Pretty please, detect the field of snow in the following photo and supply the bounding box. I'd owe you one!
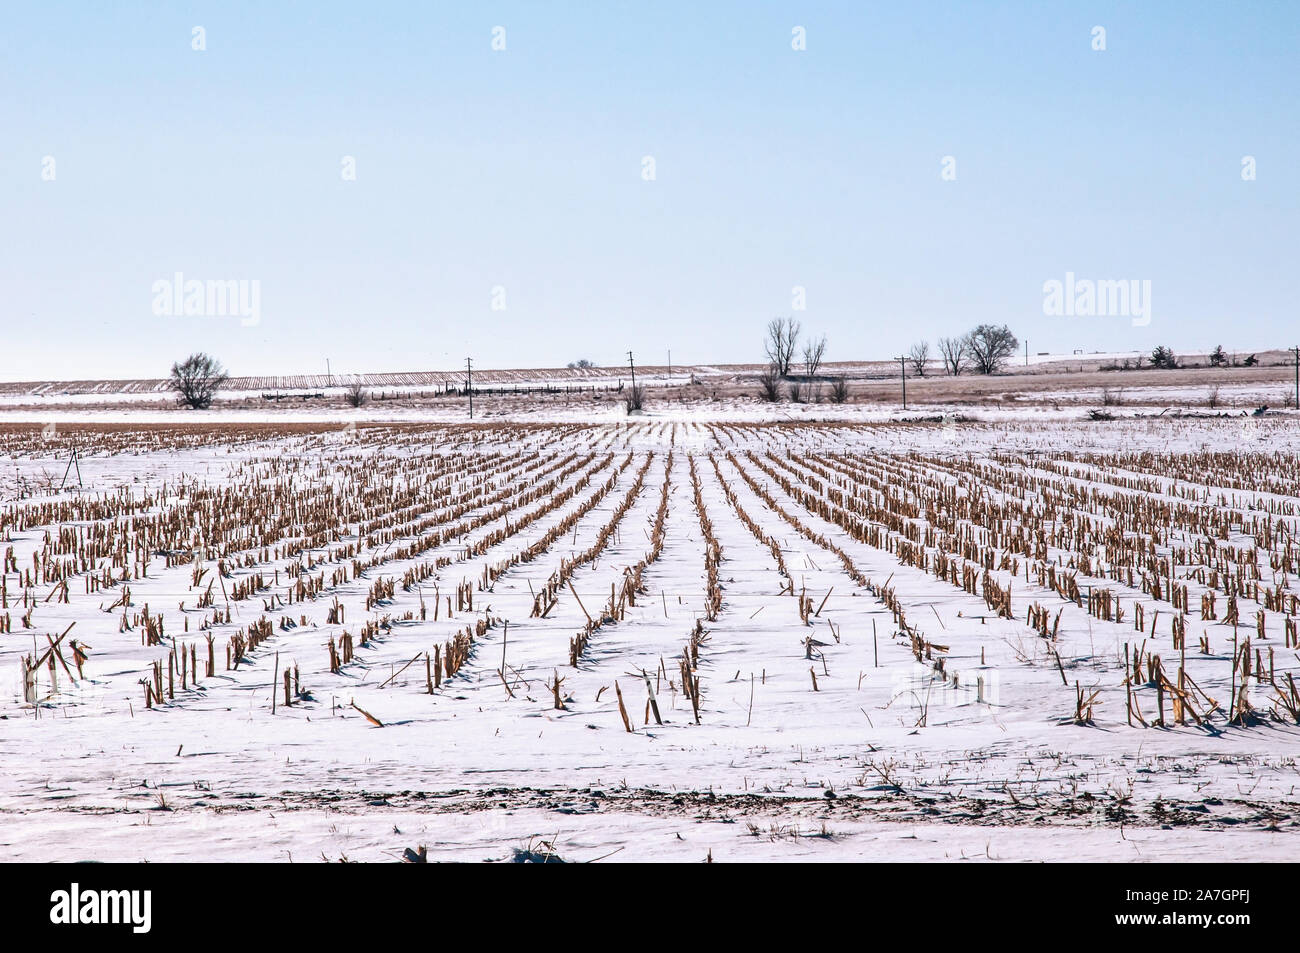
[2,417,1298,862]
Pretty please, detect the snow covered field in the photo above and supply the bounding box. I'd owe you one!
[2,416,1298,862]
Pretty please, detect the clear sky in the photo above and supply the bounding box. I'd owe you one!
[2,1,1297,380]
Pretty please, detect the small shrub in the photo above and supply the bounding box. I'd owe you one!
[626,383,646,412]
[344,381,369,408]
[758,366,782,402]
[828,377,849,403]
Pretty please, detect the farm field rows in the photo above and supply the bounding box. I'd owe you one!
[2,419,1298,861]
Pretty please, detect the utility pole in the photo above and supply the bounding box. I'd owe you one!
[627,351,637,392]
[896,355,907,411]
[326,359,332,387]
[1293,345,1299,412]
[466,357,473,419]
[667,349,672,382]
[1025,340,1029,366]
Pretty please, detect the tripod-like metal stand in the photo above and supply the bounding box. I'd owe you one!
[59,442,83,491]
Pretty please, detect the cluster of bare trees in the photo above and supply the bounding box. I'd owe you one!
[764,317,827,379]
[919,324,1018,377]
[760,317,844,402]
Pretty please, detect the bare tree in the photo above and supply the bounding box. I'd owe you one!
[908,341,930,377]
[764,317,801,377]
[170,353,228,410]
[757,364,782,402]
[966,324,1019,375]
[567,359,596,369]
[802,333,827,378]
[344,380,369,408]
[937,336,967,376]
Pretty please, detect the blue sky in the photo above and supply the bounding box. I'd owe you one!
[2,1,1297,379]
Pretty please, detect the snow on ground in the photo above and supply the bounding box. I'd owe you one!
[3,400,1298,438]
[1,415,1298,861]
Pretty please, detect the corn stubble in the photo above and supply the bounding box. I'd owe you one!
[7,421,1300,747]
